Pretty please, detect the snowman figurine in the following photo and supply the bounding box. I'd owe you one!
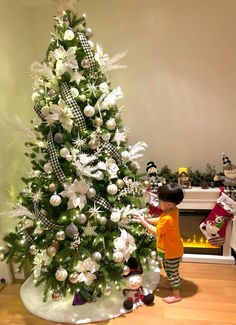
[122,257,154,310]
[214,153,236,200]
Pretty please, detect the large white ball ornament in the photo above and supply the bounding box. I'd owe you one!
[121,151,131,162]
[60,148,70,158]
[107,184,118,195]
[87,188,96,198]
[101,132,111,141]
[44,162,53,174]
[55,268,68,281]
[70,87,79,98]
[95,171,104,180]
[83,105,95,117]
[113,251,123,263]
[92,251,102,262]
[106,118,116,130]
[50,194,61,207]
[64,29,74,40]
[110,211,121,223]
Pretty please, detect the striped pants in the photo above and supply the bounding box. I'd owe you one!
[163,257,181,289]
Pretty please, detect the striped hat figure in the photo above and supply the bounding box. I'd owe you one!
[222,153,232,170]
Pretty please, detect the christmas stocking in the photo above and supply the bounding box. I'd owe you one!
[200,192,236,246]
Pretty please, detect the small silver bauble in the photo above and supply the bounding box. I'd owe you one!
[102,285,112,296]
[49,183,57,192]
[55,268,68,281]
[94,117,103,126]
[56,230,65,241]
[105,118,116,130]
[69,272,80,284]
[76,213,87,224]
[88,140,97,150]
[129,161,139,172]
[60,148,70,158]
[92,251,102,262]
[81,58,91,69]
[112,251,123,263]
[50,194,61,207]
[116,179,125,188]
[29,245,37,255]
[83,105,95,117]
[122,265,130,276]
[46,246,57,257]
[101,132,111,141]
[85,27,93,38]
[54,133,64,144]
[95,171,104,180]
[87,188,96,198]
[65,223,79,238]
[107,184,118,195]
[44,162,53,174]
[99,216,107,225]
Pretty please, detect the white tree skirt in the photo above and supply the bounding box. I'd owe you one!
[20,263,160,324]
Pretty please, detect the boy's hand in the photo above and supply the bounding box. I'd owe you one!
[133,214,147,225]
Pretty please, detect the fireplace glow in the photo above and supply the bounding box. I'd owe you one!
[182,235,218,249]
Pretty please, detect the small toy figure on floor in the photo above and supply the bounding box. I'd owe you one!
[214,153,236,200]
[145,161,165,216]
[122,257,154,310]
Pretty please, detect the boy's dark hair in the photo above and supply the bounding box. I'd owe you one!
[158,183,184,205]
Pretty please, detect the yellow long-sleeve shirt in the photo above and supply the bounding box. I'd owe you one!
[156,208,183,259]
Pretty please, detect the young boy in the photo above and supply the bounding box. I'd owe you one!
[135,182,184,304]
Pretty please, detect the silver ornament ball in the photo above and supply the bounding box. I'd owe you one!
[85,27,93,38]
[65,223,79,238]
[76,213,87,224]
[56,230,65,241]
[122,266,130,276]
[69,272,79,284]
[54,133,64,144]
[87,188,96,198]
[92,251,102,262]
[29,245,37,255]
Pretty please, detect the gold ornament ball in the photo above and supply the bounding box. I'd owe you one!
[94,117,103,126]
[116,179,124,188]
[144,180,150,188]
[55,268,68,281]
[69,272,79,284]
[46,246,57,257]
[52,292,62,302]
[88,140,97,150]
[49,183,57,192]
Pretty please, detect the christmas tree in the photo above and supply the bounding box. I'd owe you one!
[1,4,157,312]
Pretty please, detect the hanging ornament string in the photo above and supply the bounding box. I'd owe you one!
[61,82,86,132]
[47,131,67,185]
[92,195,112,211]
[78,32,96,75]
[34,203,61,230]
[100,140,125,167]
[34,103,45,120]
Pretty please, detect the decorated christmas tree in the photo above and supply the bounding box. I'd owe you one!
[1,3,158,319]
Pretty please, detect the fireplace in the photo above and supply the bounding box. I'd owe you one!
[178,187,235,264]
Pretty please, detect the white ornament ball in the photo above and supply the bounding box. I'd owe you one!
[99,82,109,93]
[85,27,93,38]
[107,184,118,195]
[60,148,70,158]
[83,105,95,117]
[70,87,79,98]
[87,188,96,198]
[29,245,37,255]
[116,179,125,188]
[94,117,103,126]
[76,213,87,224]
[106,118,116,130]
[122,265,130,276]
[95,171,104,180]
[69,272,79,283]
[121,151,131,162]
[55,268,68,281]
[64,29,75,40]
[92,251,102,262]
[50,194,61,207]
[101,132,111,141]
[102,285,112,296]
[56,230,65,241]
[46,246,57,257]
[44,162,53,174]
[113,251,123,263]
[99,216,107,225]
[110,211,121,223]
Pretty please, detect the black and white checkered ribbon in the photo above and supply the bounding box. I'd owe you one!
[78,32,96,75]
[61,82,86,131]
[100,140,124,166]
[34,204,60,230]
[23,230,34,244]
[92,195,112,211]
[47,131,67,185]
[34,103,45,120]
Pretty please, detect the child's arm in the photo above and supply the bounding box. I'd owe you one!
[134,214,157,236]
[146,217,160,225]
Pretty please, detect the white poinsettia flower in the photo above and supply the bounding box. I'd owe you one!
[60,179,90,210]
[113,229,137,261]
[106,158,119,179]
[75,257,100,286]
[103,87,123,108]
[33,250,52,278]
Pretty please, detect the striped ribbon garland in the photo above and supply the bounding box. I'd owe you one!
[78,32,96,75]
[34,103,45,120]
[92,195,112,211]
[34,204,60,230]
[100,140,124,166]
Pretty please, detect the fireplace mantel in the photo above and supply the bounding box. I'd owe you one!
[178,187,235,264]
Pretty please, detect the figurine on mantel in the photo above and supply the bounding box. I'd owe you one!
[178,168,191,189]
[213,153,236,200]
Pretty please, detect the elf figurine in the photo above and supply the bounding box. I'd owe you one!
[145,161,165,216]
[214,153,236,200]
